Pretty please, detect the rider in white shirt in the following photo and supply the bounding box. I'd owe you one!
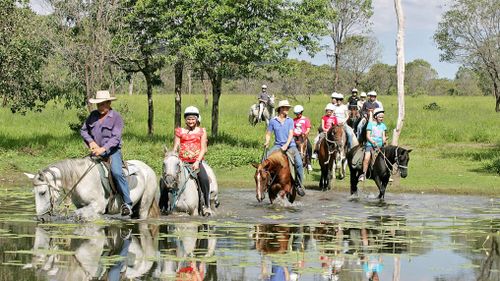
[331,92,357,149]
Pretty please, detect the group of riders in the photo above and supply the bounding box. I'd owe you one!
[80,85,386,218]
[256,85,387,196]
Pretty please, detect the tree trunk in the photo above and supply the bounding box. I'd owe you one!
[174,61,184,128]
[334,50,340,91]
[187,66,192,95]
[494,80,499,112]
[392,0,405,146]
[392,256,401,281]
[127,74,133,96]
[2,94,7,107]
[209,72,222,138]
[202,71,210,107]
[144,72,154,136]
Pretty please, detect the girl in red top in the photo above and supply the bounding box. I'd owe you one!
[173,106,212,216]
[312,103,338,158]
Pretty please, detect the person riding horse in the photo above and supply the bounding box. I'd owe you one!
[356,91,380,140]
[347,88,360,106]
[80,90,133,217]
[293,105,313,172]
[312,103,338,159]
[172,106,213,216]
[257,84,272,122]
[357,92,367,111]
[264,100,306,197]
[358,108,387,182]
[331,92,357,149]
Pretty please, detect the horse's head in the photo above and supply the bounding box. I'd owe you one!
[252,162,271,202]
[162,152,181,189]
[395,147,412,178]
[24,169,61,221]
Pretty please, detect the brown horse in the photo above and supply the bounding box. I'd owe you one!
[253,150,297,203]
[318,125,345,190]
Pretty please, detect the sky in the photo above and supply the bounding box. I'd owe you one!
[30,0,459,79]
[290,0,460,79]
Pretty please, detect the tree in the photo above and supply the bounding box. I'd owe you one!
[434,0,500,111]
[49,0,122,110]
[361,63,396,95]
[186,0,328,138]
[112,0,168,136]
[405,59,438,96]
[0,1,51,113]
[391,0,405,146]
[326,0,373,90]
[339,35,381,87]
[454,66,482,96]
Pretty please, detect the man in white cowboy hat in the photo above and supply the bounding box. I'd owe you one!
[264,100,306,196]
[80,90,133,217]
[257,84,272,122]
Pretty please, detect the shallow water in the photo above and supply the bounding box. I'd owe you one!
[1,186,500,281]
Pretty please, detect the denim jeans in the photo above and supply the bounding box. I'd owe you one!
[107,237,131,281]
[268,145,304,186]
[102,148,132,206]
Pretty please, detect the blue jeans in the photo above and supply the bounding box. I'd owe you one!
[268,145,304,186]
[107,237,131,281]
[344,124,354,149]
[102,148,132,206]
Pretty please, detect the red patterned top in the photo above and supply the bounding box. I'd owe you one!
[176,127,206,163]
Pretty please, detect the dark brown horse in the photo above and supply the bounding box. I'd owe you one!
[347,145,412,199]
[318,125,345,190]
[253,150,296,203]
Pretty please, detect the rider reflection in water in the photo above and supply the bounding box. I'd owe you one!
[264,100,305,197]
[172,106,212,216]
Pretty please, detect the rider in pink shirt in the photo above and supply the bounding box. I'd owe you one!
[293,105,313,171]
[313,103,338,158]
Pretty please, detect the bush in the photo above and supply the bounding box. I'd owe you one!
[483,157,500,175]
[68,109,89,134]
[423,102,441,111]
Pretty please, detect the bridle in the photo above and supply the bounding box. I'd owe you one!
[324,126,343,164]
[376,146,407,175]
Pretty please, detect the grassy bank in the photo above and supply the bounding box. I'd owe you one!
[0,94,498,195]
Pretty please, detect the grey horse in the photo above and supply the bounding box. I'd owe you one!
[248,95,275,126]
[24,157,160,221]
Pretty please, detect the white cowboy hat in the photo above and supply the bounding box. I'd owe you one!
[88,90,117,104]
[276,100,291,109]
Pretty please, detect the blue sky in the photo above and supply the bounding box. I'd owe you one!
[290,0,460,79]
[30,0,459,79]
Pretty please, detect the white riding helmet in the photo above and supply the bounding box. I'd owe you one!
[367,91,377,97]
[331,92,341,99]
[373,108,385,117]
[261,84,268,89]
[325,103,336,111]
[184,106,200,120]
[360,92,367,97]
[351,88,358,93]
[293,105,304,114]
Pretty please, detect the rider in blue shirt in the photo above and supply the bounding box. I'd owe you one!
[359,108,387,182]
[264,100,305,196]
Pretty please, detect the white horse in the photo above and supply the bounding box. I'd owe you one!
[24,157,160,221]
[153,223,217,279]
[160,152,219,216]
[249,95,275,126]
[24,224,157,280]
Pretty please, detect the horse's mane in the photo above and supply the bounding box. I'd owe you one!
[49,158,94,190]
[264,150,287,169]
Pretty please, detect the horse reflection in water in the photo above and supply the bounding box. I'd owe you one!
[254,224,310,281]
[313,216,409,281]
[25,224,156,280]
[153,223,217,280]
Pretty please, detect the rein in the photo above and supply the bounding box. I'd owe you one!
[162,155,197,212]
[374,146,405,175]
[323,128,342,165]
[40,158,98,216]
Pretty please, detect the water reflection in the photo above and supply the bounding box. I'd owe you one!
[2,190,500,280]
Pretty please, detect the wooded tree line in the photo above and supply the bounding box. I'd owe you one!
[1,0,498,137]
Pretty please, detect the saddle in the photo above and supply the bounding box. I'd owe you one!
[351,146,379,170]
[95,158,139,212]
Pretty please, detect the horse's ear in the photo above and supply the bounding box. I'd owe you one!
[163,145,168,154]
[24,173,35,180]
[407,149,412,153]
[251,163,259,168]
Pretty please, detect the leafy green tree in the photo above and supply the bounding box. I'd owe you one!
[454,67,482,96]
[405,59,438,96]
[0,1,51,113]
[434,0,500,111]
[361,63,396,95]
[326,0,373,90]
[339,35,381,87]
[185,0,328,137]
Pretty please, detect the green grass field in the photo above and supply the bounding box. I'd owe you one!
[1,93,498,195]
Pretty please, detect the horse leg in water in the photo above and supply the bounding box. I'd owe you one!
[349,168,359,196]
[373,176,389,200]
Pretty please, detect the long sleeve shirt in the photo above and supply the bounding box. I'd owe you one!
[80,109,123,151]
